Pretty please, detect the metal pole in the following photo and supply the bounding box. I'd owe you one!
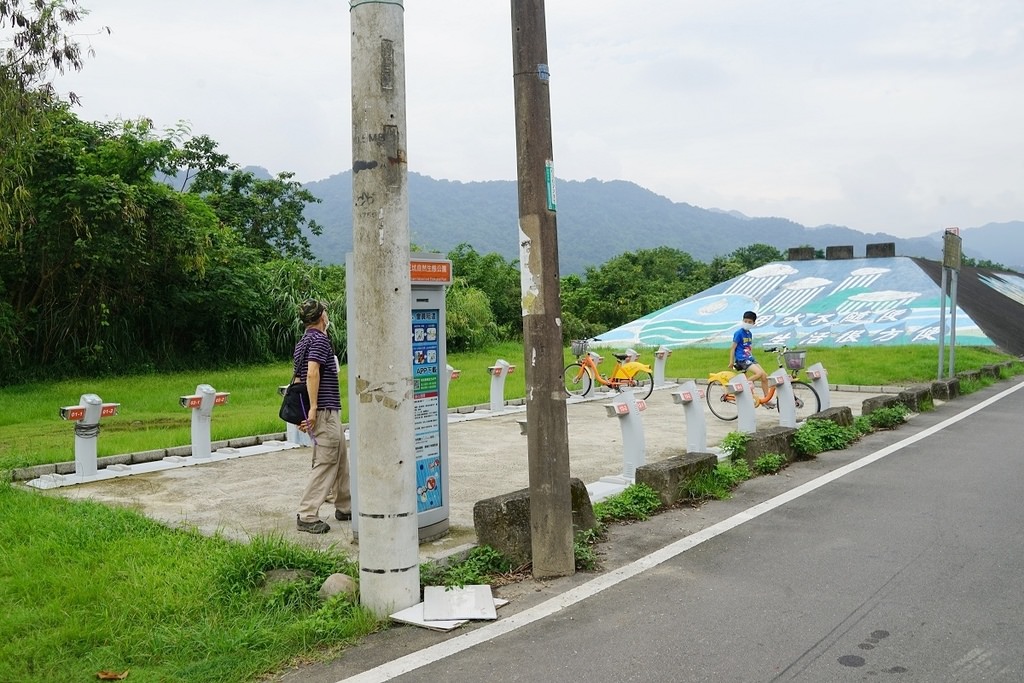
[349,0,419,616]
[937,266,948,379]
[510,0,574,578]
[948,268,959,377]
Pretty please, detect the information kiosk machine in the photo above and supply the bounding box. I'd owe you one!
[345,253,453,541]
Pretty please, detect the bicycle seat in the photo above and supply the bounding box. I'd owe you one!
[612,353,629,361]
[762,345,781,353]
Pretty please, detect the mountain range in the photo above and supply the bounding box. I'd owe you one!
[280,169,1023,274]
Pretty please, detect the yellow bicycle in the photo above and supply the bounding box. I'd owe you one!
[563,339,654,400]
[706,345,821,421]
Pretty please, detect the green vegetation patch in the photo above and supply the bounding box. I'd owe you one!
[792,419,859,458]
[419,545,515,589]
[592,483,663,523]
[0,483,378,683]
[867,404,910,430]
[683,459,752,502]
[753,453,787,475]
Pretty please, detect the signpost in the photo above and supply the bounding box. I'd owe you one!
[938,228,962,379]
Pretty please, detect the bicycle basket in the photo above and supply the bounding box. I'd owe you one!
[784,350,806,370]
[570,339,588,356]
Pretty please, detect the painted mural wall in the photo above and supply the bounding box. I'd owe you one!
[595,257,992,350]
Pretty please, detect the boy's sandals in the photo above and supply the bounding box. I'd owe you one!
[296,515,330,534]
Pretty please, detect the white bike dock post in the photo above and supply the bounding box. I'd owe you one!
[278,385,312,446]
[487,359,515,412]
[653,345,673,387]
[768,370,797,428]
[605,390,647,475]
[180,384,230,459]
[728,375,757,434]
[671,380,707,452]
[41,394,121,486]
[806,362,831,410]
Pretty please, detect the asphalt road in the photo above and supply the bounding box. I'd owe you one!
[289,378,1024,683]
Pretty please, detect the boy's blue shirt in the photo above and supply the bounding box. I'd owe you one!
[733,327,754,362]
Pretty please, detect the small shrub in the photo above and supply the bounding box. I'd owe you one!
[754,453,787,475]
[792,419,857,457]
[682,460,751,502]
[868,404,909,430]
[853,415,873,436]
[592,483,662,522]
[420,545,513,588]
[573,527,603,571]
[720,431,749,459]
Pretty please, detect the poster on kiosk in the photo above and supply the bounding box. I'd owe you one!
[345,252,453,541]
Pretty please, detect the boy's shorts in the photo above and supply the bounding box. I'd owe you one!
[733,359,755,372]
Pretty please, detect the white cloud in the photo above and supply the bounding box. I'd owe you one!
[46,0,1024,239]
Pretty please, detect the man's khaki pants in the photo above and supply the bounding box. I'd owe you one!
[297,409,351,523]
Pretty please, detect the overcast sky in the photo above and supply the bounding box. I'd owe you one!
[52,1,1023,239]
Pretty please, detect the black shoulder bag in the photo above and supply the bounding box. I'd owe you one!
[279,341,312,425]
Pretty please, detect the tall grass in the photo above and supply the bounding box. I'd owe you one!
[1,344,1019,472]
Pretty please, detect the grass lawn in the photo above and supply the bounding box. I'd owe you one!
[0,482,381,682]
[0,343,1014,472]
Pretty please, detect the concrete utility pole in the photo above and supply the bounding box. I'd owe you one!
[510,0,575,578]
[349,0,419,615]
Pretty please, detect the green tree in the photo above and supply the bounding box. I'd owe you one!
[729,243,784,270]
[1,0,106,241]
[445,278,498,351]
[447,243,522,338]
[561,247,704,334]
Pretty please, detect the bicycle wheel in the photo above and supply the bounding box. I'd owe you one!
[788,381,821,421]
[627,370,654,400]
[705,379,738,421]
[563,363,592,398]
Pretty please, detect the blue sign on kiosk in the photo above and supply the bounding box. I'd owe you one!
[345,252,453,541]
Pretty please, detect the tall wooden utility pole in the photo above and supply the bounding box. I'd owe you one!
[350,0,419,615]
[510,0,575,578]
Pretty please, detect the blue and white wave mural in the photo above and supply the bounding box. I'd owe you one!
[594,257,993,350]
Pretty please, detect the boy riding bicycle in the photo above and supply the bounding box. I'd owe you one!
[729,310,773,407]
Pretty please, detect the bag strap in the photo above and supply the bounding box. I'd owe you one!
[293,335,313,382]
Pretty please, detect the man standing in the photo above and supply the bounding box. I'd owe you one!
[293,298,352,534]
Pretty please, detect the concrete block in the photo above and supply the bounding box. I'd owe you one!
[257,432,287,444]
[956,370,981,383]
[635,452,717,507]
[742,426,799,464]
[862,395,901,415]
[866,242,896,258]
[165,445,192,458]
[11,463,56,482]
[931,378,960,401]
[228,436,258,448]
[473,477,595,566]
[97,454,132,469]
[808,406,854,427]
[898,384,934,412]
[980,364,1000,379]
[788,246,815,261]
[826,245,854,260]
[132,448,167,464]
[54,461,77,475]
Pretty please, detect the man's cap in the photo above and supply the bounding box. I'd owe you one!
[299,299,326,325]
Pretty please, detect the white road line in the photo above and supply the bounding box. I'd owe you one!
[338,380,1024,683]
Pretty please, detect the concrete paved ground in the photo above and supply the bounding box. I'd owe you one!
[51,384,880,561]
